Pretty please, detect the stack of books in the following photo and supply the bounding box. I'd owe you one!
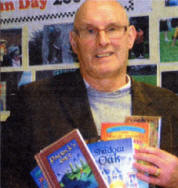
[31,115,161,188]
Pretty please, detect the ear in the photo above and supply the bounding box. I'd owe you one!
[127,25,136,49]
[69,31,78,54]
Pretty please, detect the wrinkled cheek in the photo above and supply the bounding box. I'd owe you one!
[116,49,128,67]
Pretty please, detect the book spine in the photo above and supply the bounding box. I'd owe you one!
[77,130,109,188]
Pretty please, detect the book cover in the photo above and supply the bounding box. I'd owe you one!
[101,122,150,149]
[88,138,139,188]
[0,81,6,111]
[125,116,162,148]
[30,166,49,188]
[35,129,108,188]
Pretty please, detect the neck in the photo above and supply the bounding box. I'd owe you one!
[83,72,128,92]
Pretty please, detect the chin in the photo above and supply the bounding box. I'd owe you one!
[94,69,120,79]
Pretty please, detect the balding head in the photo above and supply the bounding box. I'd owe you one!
[73,0,129,30]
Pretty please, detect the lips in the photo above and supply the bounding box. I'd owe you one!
[96,52,113,58]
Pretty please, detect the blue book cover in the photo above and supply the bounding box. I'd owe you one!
[30,166,48,188]
[88,138,148,188]
[47,139,99,188]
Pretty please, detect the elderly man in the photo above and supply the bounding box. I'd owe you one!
[2,0,178,187]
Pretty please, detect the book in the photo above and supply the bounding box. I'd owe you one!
[88,138,139,188]
[0,81,6,111]
[30,166,49,188]
[101,122,150,149]
[35,129,108,188]
[125,116,162,148]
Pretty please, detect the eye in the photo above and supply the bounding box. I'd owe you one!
[107,26,117,32]
[86,28,96,34]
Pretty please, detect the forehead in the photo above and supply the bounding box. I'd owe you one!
[74,1,128,28]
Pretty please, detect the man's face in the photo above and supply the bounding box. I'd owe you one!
[70,0,136,81]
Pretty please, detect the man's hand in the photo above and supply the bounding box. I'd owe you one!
[133,146,178,188]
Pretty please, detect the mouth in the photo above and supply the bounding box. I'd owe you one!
[95,52,113,58]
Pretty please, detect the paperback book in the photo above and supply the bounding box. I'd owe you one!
[125,115,162,148]
[0,81,6,111]
[88,138,139,188]
[35,129,108,188]
[101,122,150,149]
[30,166,49,188]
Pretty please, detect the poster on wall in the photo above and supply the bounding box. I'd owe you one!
[1,71,32,110]
[162,71,178,94]
[1,0,152,66]
[129,16,149,60]
[165,0,178,6]
[159,17,178,62]
[36,68,77,81]
[0,0,152,24]
[127,64,157,86]
[29,23,78,65]
[0,28,22,67]
[118,0,152,13]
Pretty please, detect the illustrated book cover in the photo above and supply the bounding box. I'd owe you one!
[35,129,108,188]
[30,166,49,188]
[88,138,147,188]
[0,81,6,111]
[125,115,162,148]
[101,122,150,149]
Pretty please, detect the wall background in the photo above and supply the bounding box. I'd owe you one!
[0,0,178,121]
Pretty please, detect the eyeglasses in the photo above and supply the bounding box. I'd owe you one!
[74,25,128,40]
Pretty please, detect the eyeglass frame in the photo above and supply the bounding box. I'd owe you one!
[73,24,129,40]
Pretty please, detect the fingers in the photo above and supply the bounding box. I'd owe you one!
[134,151,163,167]
[133,161,161,177]
[135,170,161,186]
[133,147,178,188]
[135,146,171,158]
[133,154,163,186]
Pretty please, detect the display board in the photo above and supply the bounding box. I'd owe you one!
[1,0,178,121]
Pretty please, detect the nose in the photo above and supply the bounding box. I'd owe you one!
[97,30,110,47]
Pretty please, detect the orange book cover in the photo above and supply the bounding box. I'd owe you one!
[101,122,150,148]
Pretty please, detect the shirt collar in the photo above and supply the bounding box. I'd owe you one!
[84,75,131,93]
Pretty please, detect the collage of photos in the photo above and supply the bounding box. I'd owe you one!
[0,0,178,116]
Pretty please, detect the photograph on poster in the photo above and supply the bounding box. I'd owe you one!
[162,71,178,94]
[29,23,78,66]
[1,71,32,110]
[165,0,178,6]
[129,16,149,60]
[127,64,157,86]
[160,17,178,62]
[36,68,77,81]
[0,28,22,67]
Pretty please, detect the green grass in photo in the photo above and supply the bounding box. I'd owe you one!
[132,75,157,86]
[160,28,178,62]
